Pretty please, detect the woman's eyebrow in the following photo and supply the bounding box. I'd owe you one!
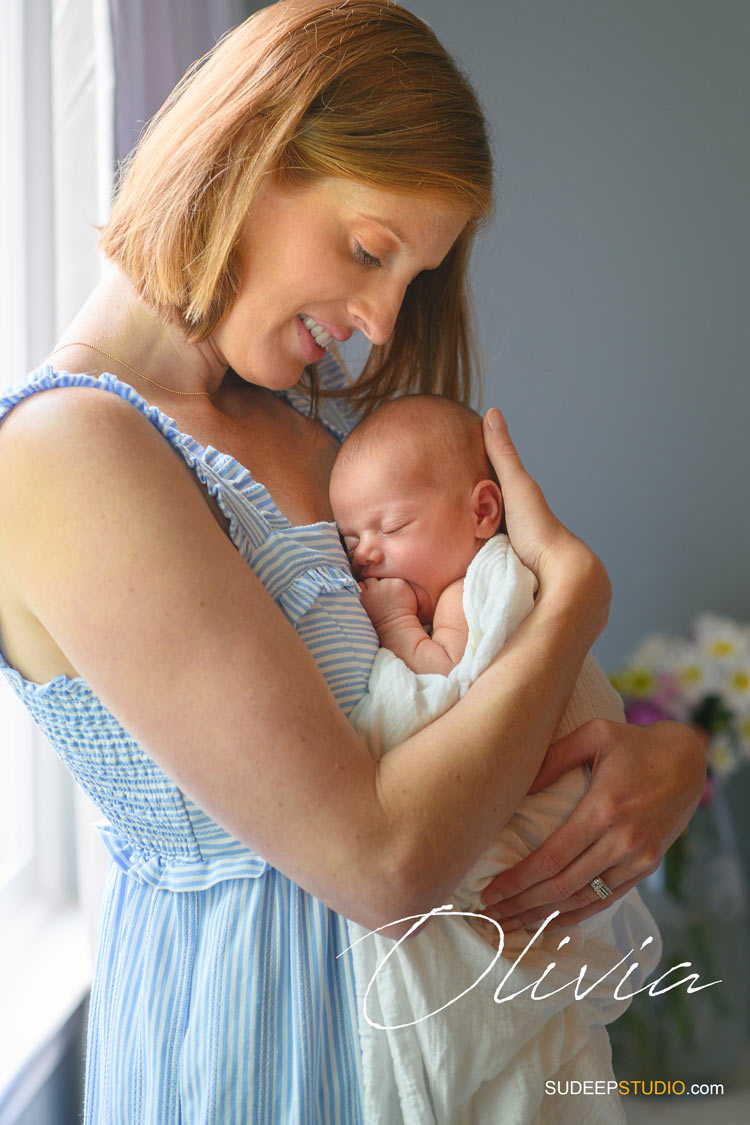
[354,212,407,248]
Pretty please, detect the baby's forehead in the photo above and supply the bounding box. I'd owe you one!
[334,395,489,493]
[360,428,428,469]
[342,433,446,491]
[334,425,414,477]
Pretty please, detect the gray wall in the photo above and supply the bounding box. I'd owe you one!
[408,0,749,671]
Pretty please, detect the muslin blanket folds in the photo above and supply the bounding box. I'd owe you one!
[347,535,661,1125]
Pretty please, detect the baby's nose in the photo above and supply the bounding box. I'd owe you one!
[353,534,383,565]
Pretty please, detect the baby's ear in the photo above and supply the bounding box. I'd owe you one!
[470,479,503,539]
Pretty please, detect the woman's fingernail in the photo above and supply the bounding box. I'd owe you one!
[485,408,502,430]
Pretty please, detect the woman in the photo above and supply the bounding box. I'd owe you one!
[0,1,704,1120]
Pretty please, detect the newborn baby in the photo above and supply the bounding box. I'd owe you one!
[329,394,660,1125]
[330,394,503,674]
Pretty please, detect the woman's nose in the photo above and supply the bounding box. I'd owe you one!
[348,279,406,346]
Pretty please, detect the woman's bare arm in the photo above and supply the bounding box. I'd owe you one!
[0,390,607,930]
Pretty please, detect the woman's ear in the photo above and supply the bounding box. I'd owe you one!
[470,479,503,539]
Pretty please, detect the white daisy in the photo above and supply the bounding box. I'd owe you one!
[707,731,737,777]
[672,641,719,704]
[694,614,750,665]
[722,662,750,710]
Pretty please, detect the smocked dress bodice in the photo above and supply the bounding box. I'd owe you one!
[0,356,377,1123]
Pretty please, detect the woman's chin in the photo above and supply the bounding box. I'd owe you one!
[232,359,307,393]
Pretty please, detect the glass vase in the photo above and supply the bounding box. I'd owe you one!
[609,781,749,1083]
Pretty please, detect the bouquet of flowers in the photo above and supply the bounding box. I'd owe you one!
[608,613,750,1081]
[611,613,750,781]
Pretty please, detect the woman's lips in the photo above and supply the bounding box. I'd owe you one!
[295,315,327,362]
[302,314,352,343]
[301,315,332,348]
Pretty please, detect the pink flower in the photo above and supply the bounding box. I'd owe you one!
[699,775,715,807]
[625,699,670,725]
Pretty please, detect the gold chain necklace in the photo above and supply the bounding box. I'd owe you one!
[49,341,213,398]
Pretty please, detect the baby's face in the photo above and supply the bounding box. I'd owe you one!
[330,444,481,624]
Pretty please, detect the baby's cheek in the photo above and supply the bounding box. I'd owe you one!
[393,540,425,577]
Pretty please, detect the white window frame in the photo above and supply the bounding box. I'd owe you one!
[0,0,109,1113]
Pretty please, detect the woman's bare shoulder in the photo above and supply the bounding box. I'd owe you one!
[0,384,198,514]
[0,382,159,459]
[0,383,214,622]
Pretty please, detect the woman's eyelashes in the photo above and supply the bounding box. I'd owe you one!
[352,240,383,269]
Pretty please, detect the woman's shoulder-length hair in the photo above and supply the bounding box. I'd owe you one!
[100,0,494,411]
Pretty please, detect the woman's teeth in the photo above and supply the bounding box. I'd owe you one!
[301,315,332,349]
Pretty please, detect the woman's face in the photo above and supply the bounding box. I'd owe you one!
[208,178,470,388]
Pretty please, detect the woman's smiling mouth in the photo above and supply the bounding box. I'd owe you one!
[299,314,332,348]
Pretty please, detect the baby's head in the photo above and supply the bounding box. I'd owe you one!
[329,395,502,624]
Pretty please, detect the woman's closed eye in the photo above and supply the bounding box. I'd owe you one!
[353,240,383,269]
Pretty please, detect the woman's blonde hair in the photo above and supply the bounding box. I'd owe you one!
[100,0,494,410]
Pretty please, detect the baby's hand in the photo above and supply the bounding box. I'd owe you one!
[359,577,418,632]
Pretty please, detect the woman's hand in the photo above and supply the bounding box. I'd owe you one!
[483,409,610,640]
[480,718,707,929]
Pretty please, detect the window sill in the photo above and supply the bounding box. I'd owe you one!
[0,899,92,1119]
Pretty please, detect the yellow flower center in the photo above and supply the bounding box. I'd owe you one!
[680,664,703,684]
[629,669,656,697]
[709,639,735,658]
[731,670,750,693]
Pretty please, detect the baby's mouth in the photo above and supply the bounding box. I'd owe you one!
[358,566,381,580]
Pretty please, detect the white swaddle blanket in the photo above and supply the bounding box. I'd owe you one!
[347,536,661,1124]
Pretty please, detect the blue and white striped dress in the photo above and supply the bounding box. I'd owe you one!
[0,357,379,1123]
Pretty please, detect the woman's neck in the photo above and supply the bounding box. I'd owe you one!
[53,266,228,398]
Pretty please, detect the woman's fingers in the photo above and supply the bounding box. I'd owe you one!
[482,411,610,635]
[483,408,526,484]
[480,817,637,924]
[527,719,615,793]
[482,409,560,575]
[480,720,706,928]
[487,876,648,933]
[483,409,546,512]
[481,801,626,915]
